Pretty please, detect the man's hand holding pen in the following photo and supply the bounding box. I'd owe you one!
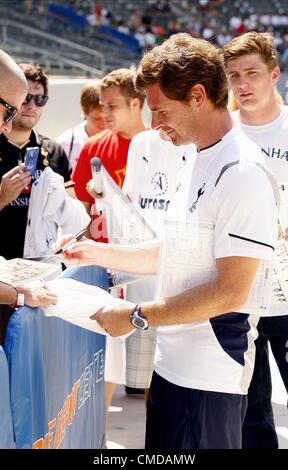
[52,228,99,266]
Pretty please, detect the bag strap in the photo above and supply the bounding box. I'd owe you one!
[67,128,75,162]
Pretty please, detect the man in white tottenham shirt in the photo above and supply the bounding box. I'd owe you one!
[55,34,278,449]
[223,31,288,449]
[86,129,195,396]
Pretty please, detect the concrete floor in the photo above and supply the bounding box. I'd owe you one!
[107,387,145,449]
[107,346,288,449]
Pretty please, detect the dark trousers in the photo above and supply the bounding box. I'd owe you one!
[242,315,288,449]
[146,372,247,449]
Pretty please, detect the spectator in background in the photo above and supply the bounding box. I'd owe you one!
[57,82,106,170]
[128,9,142,32]
[0,63,71,260]
[73,68,146,225]
[223,30,288,450]
[23,0,32,15]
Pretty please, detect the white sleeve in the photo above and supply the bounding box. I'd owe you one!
[211,165,278,260]
[122,136,137,198]
[56,129,73,158]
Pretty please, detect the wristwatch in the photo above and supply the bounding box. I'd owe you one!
[130,304,149,330]
[16,292,25,308]
[13,287,25,308]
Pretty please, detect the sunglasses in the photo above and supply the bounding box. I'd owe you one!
[23,93,49,107]
[0,96,18,125]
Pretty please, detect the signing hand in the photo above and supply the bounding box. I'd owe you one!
[91,301,135,337]
[52,234,99,266]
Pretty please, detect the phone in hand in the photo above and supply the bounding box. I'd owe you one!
[24,147,39,175]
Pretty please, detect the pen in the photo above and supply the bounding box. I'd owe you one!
[55,228,87,255]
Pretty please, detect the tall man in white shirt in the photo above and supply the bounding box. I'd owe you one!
[56,33,278,449]
[223,31,288,449]
[87,129,196,397]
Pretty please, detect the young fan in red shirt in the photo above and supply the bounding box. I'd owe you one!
[72,68,146,241]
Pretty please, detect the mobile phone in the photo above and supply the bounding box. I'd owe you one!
[23,147,39,175]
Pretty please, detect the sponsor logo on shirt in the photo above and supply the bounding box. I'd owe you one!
[262,147,288,160]
[9,197,30,207]
[138,171,171,211]
[138,196,171,211]
[151,172,168,197]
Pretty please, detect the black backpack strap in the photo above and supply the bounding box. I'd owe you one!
[67,128,75,162]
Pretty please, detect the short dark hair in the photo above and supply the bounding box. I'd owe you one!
[136,33,228,109]
[80,83,101,114]
[101,68,145,108]
[222,32,278,71]
[18,63,48,95]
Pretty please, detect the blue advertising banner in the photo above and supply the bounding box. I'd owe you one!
[0,346,14,449]
[99,25,141,52]
[5,266,108,449]
[48,4,87,29]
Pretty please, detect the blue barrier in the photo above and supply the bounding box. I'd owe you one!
[99,25,141,52]
[0,346,14,449]
[48,4,87,29]
[5,266,108,449]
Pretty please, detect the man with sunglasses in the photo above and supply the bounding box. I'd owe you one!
[0,50,28,133]
[0,50,27,133]
[0,50,30,212]
[0,52,58,343]
[0,63,71,260]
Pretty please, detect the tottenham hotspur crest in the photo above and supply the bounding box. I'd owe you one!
[189,183,206,213]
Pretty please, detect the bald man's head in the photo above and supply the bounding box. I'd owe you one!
[0,49,28,133]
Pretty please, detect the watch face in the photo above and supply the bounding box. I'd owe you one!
[130,307,148,330]
[132,316,146,329]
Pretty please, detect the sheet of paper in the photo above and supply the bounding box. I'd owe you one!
[96,167,156,244]
[268,182,288,306]
[43,278,133,337]
[271,238,288,304]
[0,258,61,286]
[157,220,273,316]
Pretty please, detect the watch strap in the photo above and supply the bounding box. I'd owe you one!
[11,287,25,308]
[130,304,149,330]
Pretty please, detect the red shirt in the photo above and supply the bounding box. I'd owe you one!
[72,129,130,204]
[72,129,131,242]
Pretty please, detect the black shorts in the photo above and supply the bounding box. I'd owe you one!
[145,372,247,449]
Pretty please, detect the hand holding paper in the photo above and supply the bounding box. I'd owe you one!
[91,301,135,337]
[43,278,134,338]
